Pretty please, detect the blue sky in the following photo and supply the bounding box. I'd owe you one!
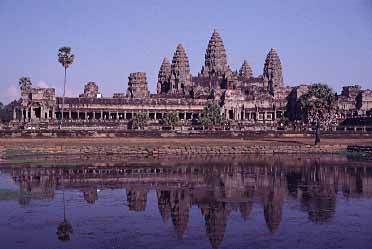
[1,0,371,103]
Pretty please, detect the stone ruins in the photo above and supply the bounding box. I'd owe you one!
[11,30,372,130]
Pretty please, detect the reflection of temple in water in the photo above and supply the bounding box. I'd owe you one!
[2,156,372,248]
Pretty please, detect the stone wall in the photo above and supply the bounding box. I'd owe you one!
[347,145,372,155]
[1,129,372,139]
[0,143,348,159]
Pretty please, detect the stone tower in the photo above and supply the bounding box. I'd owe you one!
[263,48,284,96]
[127,72,150,98]
[157,57,172,94]
[201,30,229,78]
[81,82,100,98]
[239,60,253,79]
[170,44,192,95]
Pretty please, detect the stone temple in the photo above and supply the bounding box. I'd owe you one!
[11,30,372,130]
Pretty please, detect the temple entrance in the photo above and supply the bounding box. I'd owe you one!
[228,110,234,120]
[34,106,41,119]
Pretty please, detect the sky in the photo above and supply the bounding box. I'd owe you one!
[0,0,371,104]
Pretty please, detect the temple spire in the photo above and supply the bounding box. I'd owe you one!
[239,60,253,79]
[201,30,229,78]
[170,44,192,95]
[157,57,172,94]
[263,48,284,95]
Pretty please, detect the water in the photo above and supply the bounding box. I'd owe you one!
[0,155,372,249]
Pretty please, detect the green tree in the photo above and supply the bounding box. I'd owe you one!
[131,112,148,130]
[161,113,179,128]
[200,102,224,128]
[58,47,75,126]
[297,83,337,145]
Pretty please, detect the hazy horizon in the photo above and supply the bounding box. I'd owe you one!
[1,0,371,104]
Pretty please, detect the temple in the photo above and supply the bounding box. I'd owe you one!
[11,30,372,130]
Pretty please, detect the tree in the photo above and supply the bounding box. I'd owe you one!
[18,77,32,93]
[131,112,148,130]
[297,83,337,145]
[58,47,75,127]
[161,113,179,128]
[0,100,18,123]
[200,102,224,128]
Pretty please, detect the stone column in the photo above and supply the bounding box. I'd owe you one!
[12,108,16,121]
[40,106,44,120]
[30,106,34,120]
[54,107,57,119]
[85,112,88,120]
[273,110,277,120]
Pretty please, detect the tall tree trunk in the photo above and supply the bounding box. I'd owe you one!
[63,190,66,222]
[60,67,67,129]
[315,121,320,145]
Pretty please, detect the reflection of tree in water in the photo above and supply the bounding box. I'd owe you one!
[57,220,73,241]
[301,185,336,224]
[56,190,73,241]
[286,171,303,198]
[83,187,98,204]
[298,163,337,224]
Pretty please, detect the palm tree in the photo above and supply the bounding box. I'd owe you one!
[18,77,32,93]
[57,47,74,127]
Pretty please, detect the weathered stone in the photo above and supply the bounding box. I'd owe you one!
[263,48,283,96]
[157,57,172,94]
[201,30,230,78]
[127,72,150,98]
[170,44,192,95]
[239,60,253,79]
[80,82,100,98]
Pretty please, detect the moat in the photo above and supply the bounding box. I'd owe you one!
[0,155,372,249]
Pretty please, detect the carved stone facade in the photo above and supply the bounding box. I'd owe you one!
[80,82,100,98]
[200,30,230,78]
[157,57,172,94]
[127,72,150,99]
[170,44,192,96]
[11,30,372,130]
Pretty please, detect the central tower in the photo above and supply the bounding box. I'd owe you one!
[200,30,230,78]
